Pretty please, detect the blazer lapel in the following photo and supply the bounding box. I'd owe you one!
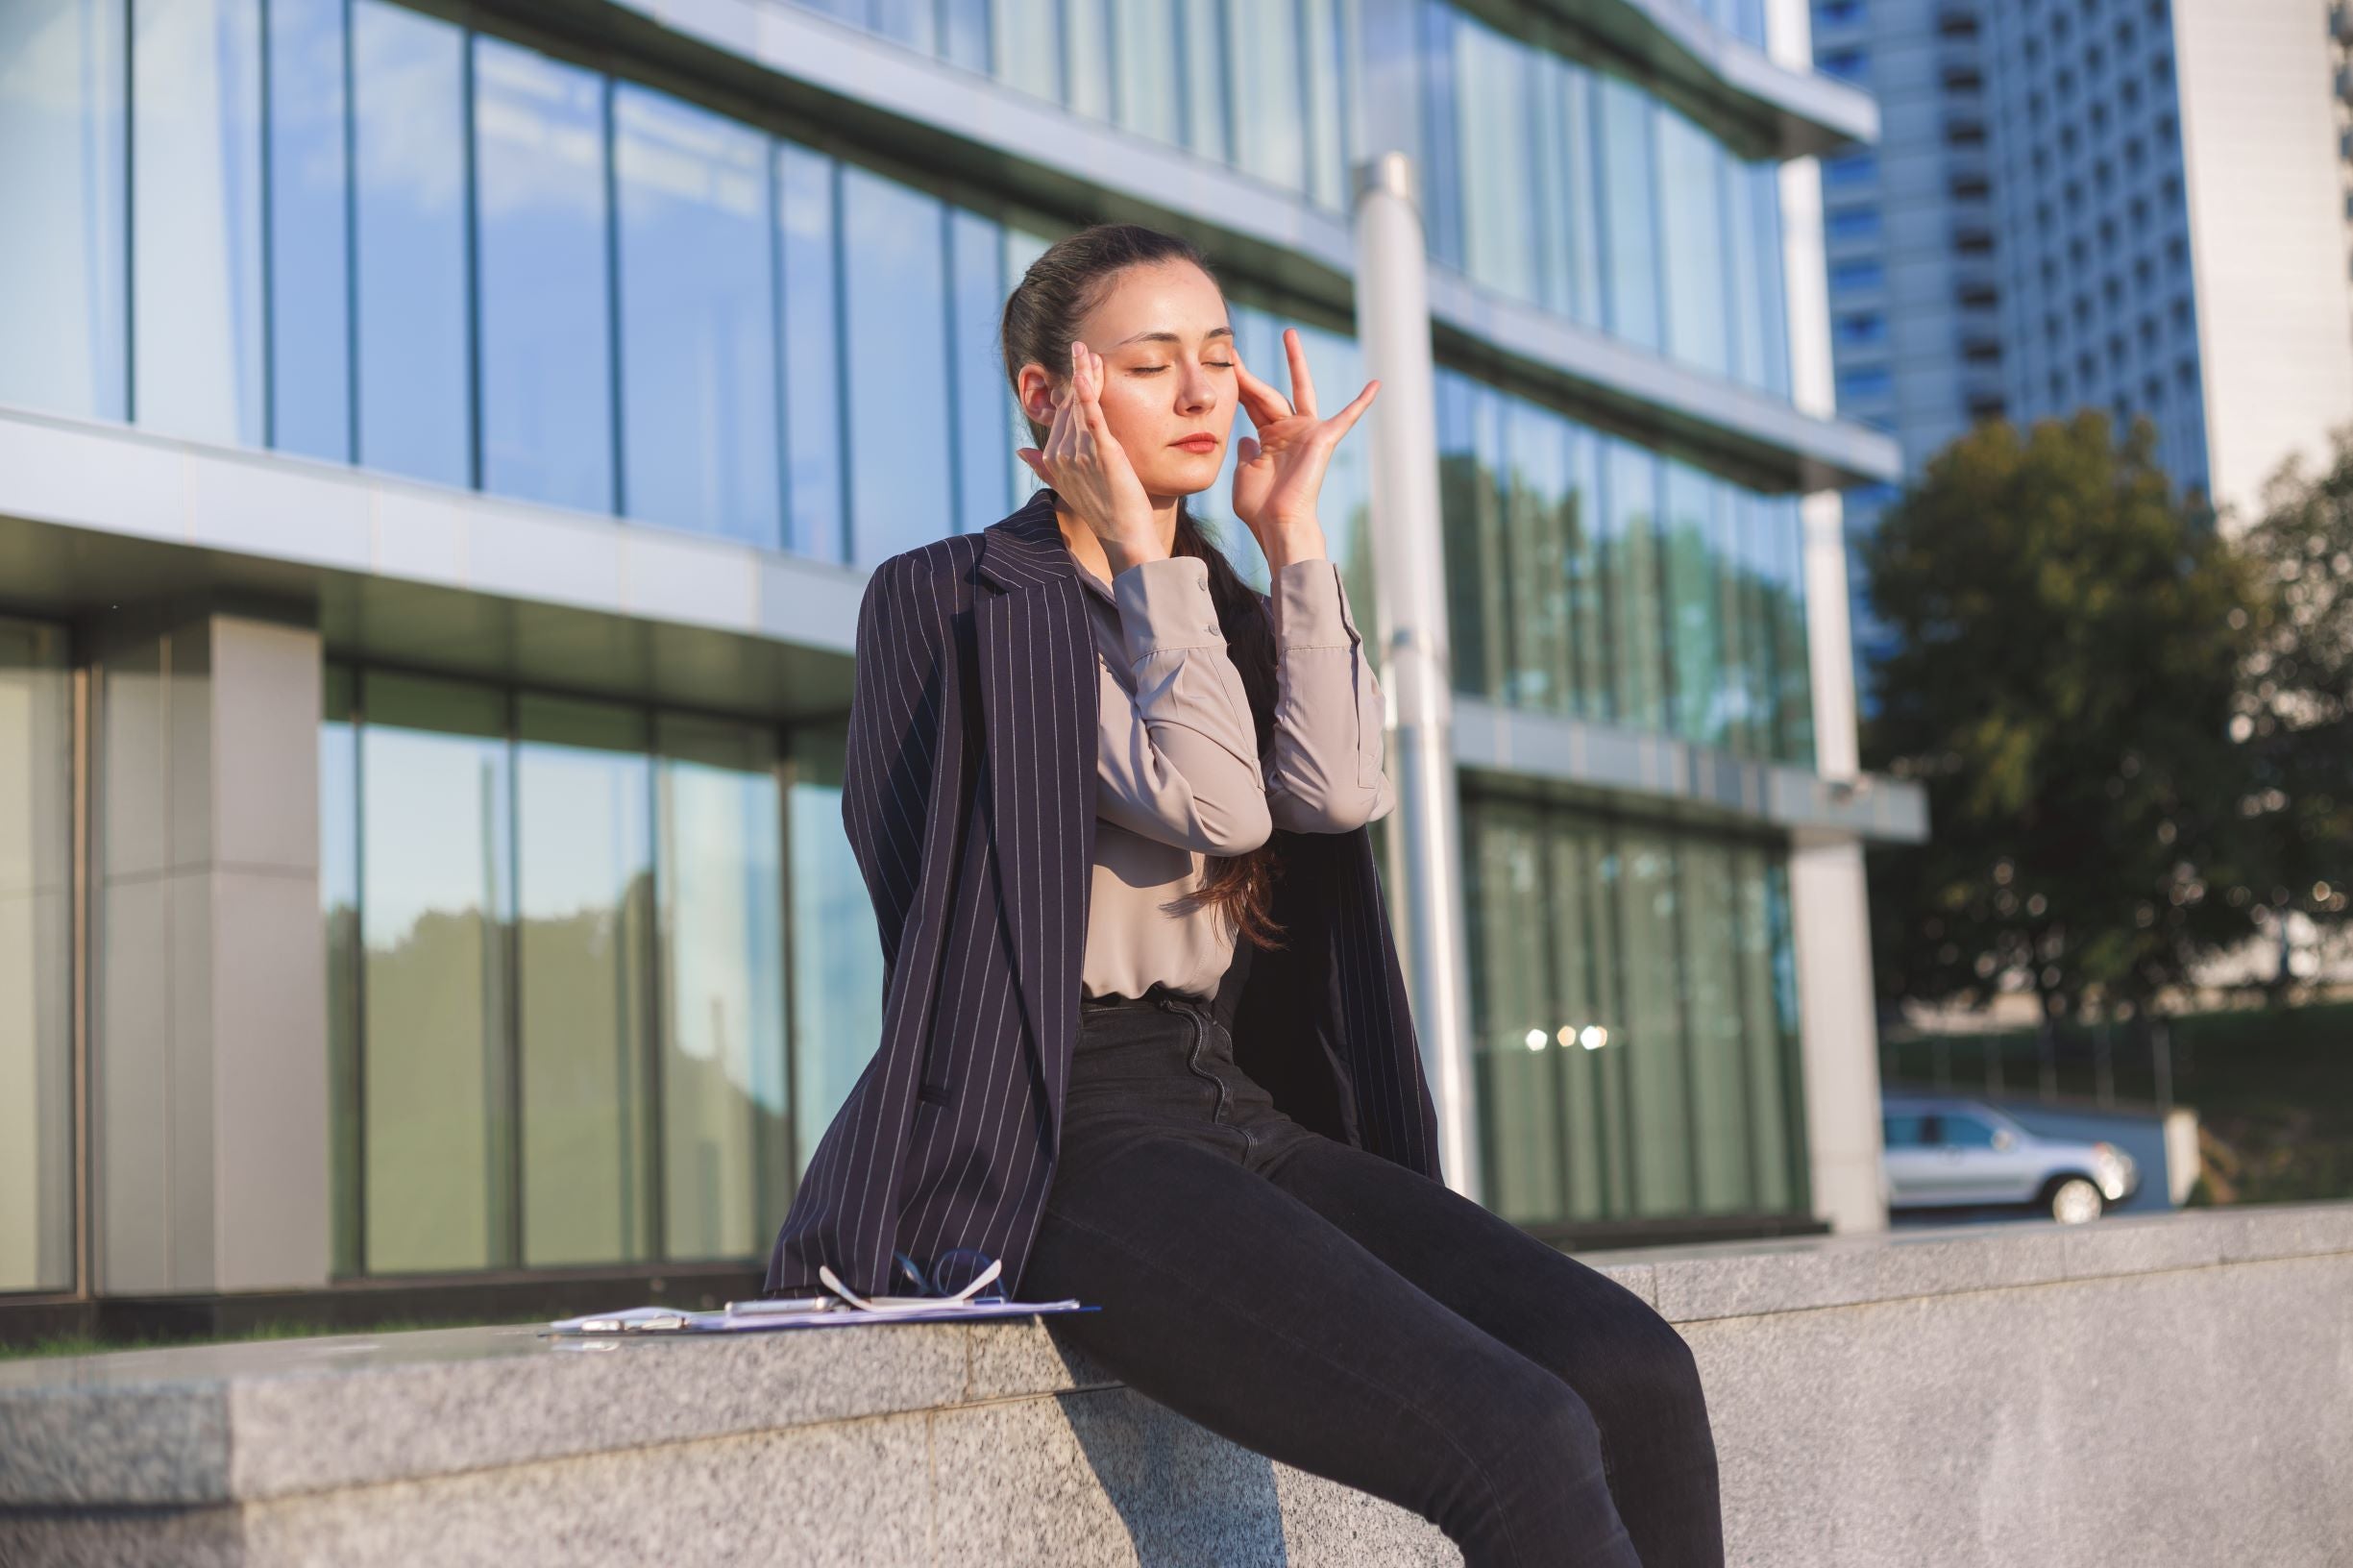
[973,492,1099,1150]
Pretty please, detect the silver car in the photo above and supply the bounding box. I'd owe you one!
[1880,1093,2141,1224]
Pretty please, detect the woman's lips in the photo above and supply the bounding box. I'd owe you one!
[1171,436,1219,452]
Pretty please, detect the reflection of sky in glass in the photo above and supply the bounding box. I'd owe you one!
[0,0,129,420]
[786,734,879,1174]
[476,36,613,513]
[267,0,350,461]
[359,727,510,944]
[659,752,782,1102]
[352,0,470,486]
[131,0,265,447]
[517,744,648,920]
[843,166,952,568]
[778,143,843,561]
[949,208,1011,532]
[617,85,780,548]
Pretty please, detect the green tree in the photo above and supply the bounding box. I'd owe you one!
[2229,425,2353,986]
[1859,411,2264,1020]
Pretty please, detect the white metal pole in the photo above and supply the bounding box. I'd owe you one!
[1352,150,1482,1204]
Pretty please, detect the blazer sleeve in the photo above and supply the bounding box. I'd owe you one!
[840,551,951,976]
[1260,557,1397,834]
[1094,555,1276,857]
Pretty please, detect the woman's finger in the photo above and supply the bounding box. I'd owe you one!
[1283,328,1318,422]
[1229,347,1292,429]
[1325,378,1379,439]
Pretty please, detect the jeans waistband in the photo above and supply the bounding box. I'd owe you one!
[1080,982,1213,1016]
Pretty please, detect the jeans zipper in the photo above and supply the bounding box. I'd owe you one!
[1164,998,1254,1159]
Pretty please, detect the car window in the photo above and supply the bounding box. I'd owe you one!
[1882,1113,1929,1148]
[1939,1114,1999,1148]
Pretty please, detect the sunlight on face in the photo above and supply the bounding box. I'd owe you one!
[1019,258,1238,501]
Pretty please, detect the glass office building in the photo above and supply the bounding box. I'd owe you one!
[0,0,1915,1311]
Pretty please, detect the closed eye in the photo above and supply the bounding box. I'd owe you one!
[1134,360,1238,374]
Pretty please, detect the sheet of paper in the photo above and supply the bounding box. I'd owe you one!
[542,1299,1096,1336]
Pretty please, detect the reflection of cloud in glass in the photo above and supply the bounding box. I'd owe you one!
[351,0,464,214]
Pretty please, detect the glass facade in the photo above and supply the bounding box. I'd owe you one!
[322,666,806,1276]
[1437,369,1816,766]
[1422,3,1792,395]
[789,0,1353,210]
[1465,797,1805,1227]
[0,621,73,1295]
[0,0,1855,1292]
[2,0,1041,557]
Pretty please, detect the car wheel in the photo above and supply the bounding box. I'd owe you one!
[2048,1175,2104,1224]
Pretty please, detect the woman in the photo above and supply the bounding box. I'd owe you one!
[765,223,1725,1567]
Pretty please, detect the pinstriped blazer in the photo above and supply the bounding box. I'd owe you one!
[762,487,1445,1299]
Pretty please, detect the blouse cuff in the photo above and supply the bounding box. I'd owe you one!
[1113,555,1227,664]
[1269,558,1356,651]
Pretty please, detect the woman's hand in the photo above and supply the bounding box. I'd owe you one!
[1230,329,1379,550]
[1016,341,1162,564]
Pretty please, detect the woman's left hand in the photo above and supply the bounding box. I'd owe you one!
[1230,329,1380,550]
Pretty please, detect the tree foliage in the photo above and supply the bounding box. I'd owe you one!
[2227,427,2353,967]
[1858,411,2264,1017]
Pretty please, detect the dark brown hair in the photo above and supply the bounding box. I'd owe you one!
[998,222,1287,951]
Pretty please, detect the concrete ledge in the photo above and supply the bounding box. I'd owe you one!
[5,1202,2349,1565]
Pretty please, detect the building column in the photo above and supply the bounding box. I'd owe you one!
[1790,478,1891,1235]
[92,602,330,1295]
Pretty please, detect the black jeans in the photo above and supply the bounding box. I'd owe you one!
[1019,987,1727,1568]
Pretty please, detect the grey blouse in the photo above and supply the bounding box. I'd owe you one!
[1071,547,1397,1001]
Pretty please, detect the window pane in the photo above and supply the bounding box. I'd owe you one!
[1596,75,1660,351]
[267,0,351,461]
[869,0,936,53]
[1605,440,1666,730]
[1655,105,1729,377]
[1453,16,1535,304]
[1737,845,1796,1211]
[517,696,653,1267]
[655,715,787,1261]
[132,0,265,446]
[0,619,73,1293]
[1065,0,1111,119]
[358,673,512,1274]
[322,664,360,1277]
[779,143,845,561]
[1617,828,1690,1215]
[1546,826,1613,1220]
[1225,0,1306,193]
[1680,840,1752,1212]
[476,37,612,513]
[1112,0,1181,144]
[1536,57,1602,326]
[615,86,781,548]
[941,0,989,72]
[948,208,1011,532]
[1180,0,1228,162]
[1300,0,1345,208]
[0,0,128,420]
[1772,499,1815,765]
[352,0,471,486]
[1437,373,1507,702]
[993,0,1061,103]
[841,166,951,568]
[1563,427,1607,723]
[1663,460,1722,747]
[1469,807,1563,1226]
[1503,398,1574,714]
[786,722,877,1172]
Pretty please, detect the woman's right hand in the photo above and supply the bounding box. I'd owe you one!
[1017,341,1162,566]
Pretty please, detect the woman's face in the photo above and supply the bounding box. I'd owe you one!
[1018,259,1238,500]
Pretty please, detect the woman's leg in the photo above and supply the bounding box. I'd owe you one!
[1022,1132,1641,1568]
[1258,1133,1727,1568]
